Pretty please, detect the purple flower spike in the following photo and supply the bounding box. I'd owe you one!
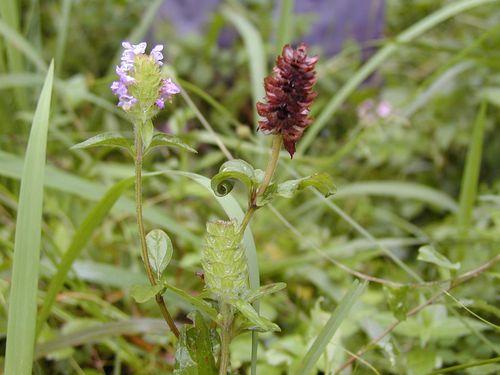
[151,44,164,66]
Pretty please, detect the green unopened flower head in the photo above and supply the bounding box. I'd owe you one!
[202,220,248,301]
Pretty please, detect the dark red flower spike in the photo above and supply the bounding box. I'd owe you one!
[256,43,318,157]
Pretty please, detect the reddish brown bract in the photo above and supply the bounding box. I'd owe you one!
[256,43,318,157]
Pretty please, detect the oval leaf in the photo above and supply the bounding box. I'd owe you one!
[146,229,173,280]
[417,245,460,270]
[148,133,197,154]
[71,132,133,153]
[277,172,336,199]
[211,159,257,197]
[131,284,163,303]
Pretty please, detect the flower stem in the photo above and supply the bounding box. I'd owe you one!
[134,125,180,338]
[238,135,282,236]
[219,302,233,375]
[257,134,283,197]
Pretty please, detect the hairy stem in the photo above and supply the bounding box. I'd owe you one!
[134,125,180,338]
[219,302,233,375]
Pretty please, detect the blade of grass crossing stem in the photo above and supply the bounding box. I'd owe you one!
[294,280,367,375]
[299,0,499,154]
[457,102,487,260]
[221,6,266,130]
[166,170,262,375]
[55,0,72,73]
[36,176,135,337]
[0,0,26,108]
[4,61,54,375]
[276,0,294,52]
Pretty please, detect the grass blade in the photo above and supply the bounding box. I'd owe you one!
[294,280,367,375]
[276,0,294,52]
[106,0,163,75]
[458,102,487,229]
[0,17,47,72]
[4,61,54,375]
[457,102,487,260]
[0,0,26,107]
[299,0,499,154]
[221,5,266,129]
[36,177,135,336]
[0,151,199,245]
[55,0,73,73]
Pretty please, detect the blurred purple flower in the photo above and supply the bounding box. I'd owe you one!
[157,0,385,57]
[156,78,181,109]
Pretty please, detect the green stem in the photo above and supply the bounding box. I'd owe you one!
[257,135,283,197]
[219,302,233,375]
[238,135,283,237]
[134,125,180,338]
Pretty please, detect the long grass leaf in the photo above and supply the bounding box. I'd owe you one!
[0,17,47,72]
[55,0,73,73]
[299,0,499,153]
[294,280,367,375]
[4,61,54,375]
[276,0,294,52]
[36,177,135,336]
[0,0,26,107]
[0,151,199,245]
[221,5,266,129]
[106,0,163,75]
[458,102,487,230]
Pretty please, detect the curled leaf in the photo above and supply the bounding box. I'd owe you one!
[278,172,335,198]
[146,229,173,281]
[71,132,133,153]
[211,159,257,197]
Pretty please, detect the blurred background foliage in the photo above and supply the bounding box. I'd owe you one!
[0,0,499,374]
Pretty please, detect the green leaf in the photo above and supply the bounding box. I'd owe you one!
[130,284,163,303]
[417,245,460,270]
[278,173,336,199]
[147,133,197,154]
[36,176,136,335]
[246,282,287,303]
[4,61,54,375]
[211,159,258,197]
[232,299,280,332]
[255,182,277,207]
[174,327,198,375]
[384,285,412,321]
[164,282,218,322]
[146,229,173,281]
[294,280,367,375]
[185,313,217,375]
[141,120,154,151]
[71,132,133,153]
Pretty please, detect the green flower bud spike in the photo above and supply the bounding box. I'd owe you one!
[202,220,249,301]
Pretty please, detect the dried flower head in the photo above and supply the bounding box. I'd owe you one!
[111,42,180,119]
[256,43,318,157]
